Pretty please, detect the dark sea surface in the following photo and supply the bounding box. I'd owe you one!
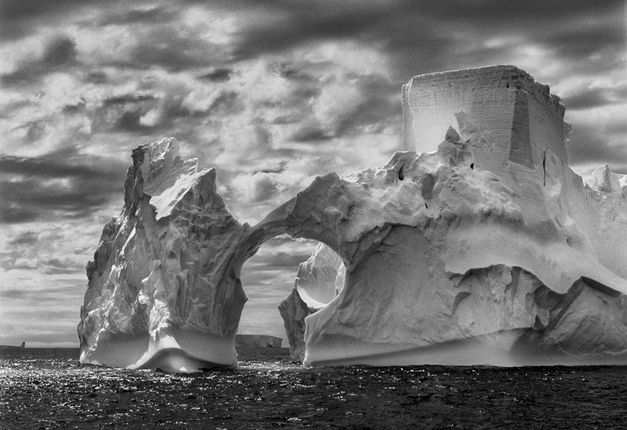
[1,347,626,429]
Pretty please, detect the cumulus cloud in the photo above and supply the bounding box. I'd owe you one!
[566,103,627,174]
[8,230,39,246]
[1,35,78,85]
[94,5,177,27]
[0,152,127,223]
[198,68,232,82]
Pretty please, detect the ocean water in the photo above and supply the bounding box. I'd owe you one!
[1,347,626,429]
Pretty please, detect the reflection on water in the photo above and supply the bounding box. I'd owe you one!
[1,347,626,429]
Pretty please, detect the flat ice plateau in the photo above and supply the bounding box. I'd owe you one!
[78,65,627,372]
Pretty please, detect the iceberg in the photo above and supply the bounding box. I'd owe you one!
[78,65,627,371]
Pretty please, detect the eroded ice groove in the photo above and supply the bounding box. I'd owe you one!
[79,66,627,371]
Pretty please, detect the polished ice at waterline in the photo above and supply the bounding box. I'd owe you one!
[78,65,627,372]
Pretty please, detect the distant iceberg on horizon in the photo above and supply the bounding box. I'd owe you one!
[78,65,627,372]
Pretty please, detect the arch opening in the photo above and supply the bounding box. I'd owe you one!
[237,235,345,361]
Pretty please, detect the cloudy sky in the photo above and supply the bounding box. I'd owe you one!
[0,0,625,346]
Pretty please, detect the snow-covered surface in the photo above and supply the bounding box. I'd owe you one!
[79,66,627,371]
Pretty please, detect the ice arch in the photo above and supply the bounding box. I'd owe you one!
[237,238,342,357]
[200,171,404,364]
[77,139,407,371]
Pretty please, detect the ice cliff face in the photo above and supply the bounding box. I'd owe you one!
[79,66,627,371]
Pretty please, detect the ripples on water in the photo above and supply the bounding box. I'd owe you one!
[1,347,626,429]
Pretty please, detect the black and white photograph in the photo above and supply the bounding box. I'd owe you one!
[1,0,626,428]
